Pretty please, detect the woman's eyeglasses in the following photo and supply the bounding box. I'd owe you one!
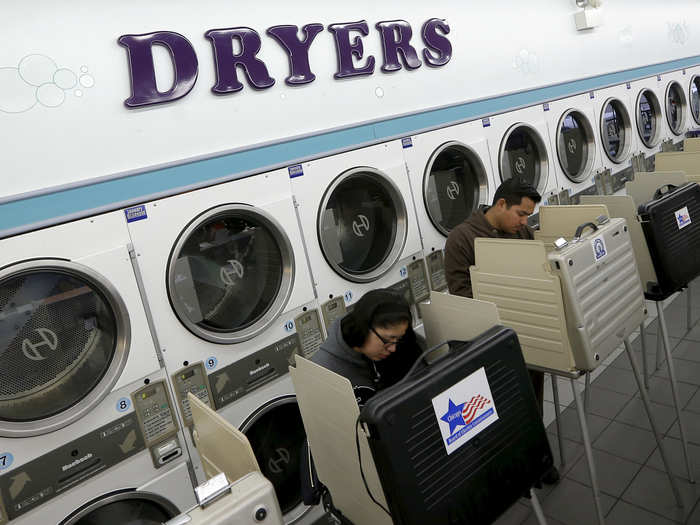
[371,327,405,346]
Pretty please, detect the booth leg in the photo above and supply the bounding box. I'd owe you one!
[655,323,663,372]
[657,303,695,484]
[584,372,591,414]
[571,379,605,525]
[687,284,693,332]
[530,489,548,525]
[624,338,683,506]
[640,323,649,390]
[551,375,566,468]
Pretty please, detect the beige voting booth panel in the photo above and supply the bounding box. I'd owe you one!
[470,238,576,373]
[289,357,392,525]
[654,152,700,184]
[189,392,260,482]
[683,138,700,153]
[625,171,689,206]
[419,291,500,350]
[534,205,609,248]
[579,195,658,290]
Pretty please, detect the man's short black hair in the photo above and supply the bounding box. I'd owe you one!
[492,177,542,207]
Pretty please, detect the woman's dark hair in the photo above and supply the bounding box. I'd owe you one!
[341,289,413,348]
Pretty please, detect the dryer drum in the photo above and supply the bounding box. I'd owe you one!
[168,204,295,344]
[240,395,307,517]
[556,109,595,183]
[318,168,408,283]
[499,123,549,194]
[59,489,179,525]
[423,142,489,236]
[690,75,700,125]
[600,98,632,163]
[666,81,687,135]
[0,261,129,436]
[636,89,662,148]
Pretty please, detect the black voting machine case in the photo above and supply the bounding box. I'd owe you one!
[638,182,700,300]
[360,326,553,525]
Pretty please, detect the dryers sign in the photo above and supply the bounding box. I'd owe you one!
[432,367,499,455]
[119,18,452,108]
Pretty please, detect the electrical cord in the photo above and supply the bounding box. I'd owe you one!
[354,415,392,518]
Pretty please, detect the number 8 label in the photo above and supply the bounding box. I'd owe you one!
[116,397,131,412]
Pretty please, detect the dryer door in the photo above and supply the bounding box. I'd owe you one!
[168,204,295,344]
[690,75,700,126]
[600,98,632,164]
[423,142,489,236]
[666,81,687,136]
[318,168,408,283]
[0,260,129,437]
[240,395,309,521]
[60,490,179,524]
[556,110,596,183]
[636,89,662,148]
[499,123,550,194]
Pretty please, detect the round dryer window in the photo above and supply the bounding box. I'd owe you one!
[556,110,595,182]
[241,396,307,519]
[423,142,489,236]
[168,205,294,344]
[666,81,687,135]
[60,491,179,524]
[690,75,700,125]
[499,123,549,193]
[318,168,407,283]
[636,89,662,148]
[0,261,129,437]
[600,98,632,163]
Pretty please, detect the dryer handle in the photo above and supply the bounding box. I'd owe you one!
[653,184,678,200]
[573,222,599,241]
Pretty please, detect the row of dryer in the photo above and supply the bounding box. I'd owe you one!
[0,68,698,524]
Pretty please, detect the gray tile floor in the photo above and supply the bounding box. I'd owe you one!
[494,282,700,525]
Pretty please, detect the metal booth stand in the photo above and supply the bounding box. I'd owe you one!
[470,204,683,525]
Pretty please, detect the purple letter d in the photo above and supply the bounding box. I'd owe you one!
[118,31,199,108]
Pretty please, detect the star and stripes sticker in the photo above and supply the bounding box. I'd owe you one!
[440,395,492,435]
[432,367,499,455]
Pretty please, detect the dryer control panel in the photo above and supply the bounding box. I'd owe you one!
[426,251,447,291]
[131,380,183,468]
[171,363,215,428]
[0,413,145,522]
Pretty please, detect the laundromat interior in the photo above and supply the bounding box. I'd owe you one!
[2,1,700,524]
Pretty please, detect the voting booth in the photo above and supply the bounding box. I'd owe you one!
[290,294,552,525]
[470,208,645,373]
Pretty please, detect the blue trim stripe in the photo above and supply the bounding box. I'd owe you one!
[3,55,700,234]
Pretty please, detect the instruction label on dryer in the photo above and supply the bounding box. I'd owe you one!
[426,251,447,291]
[295,309,324,358]
[387,278,415,307]
[407,259,430,303]
[171,363,214,427]
[0,413,145,520]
